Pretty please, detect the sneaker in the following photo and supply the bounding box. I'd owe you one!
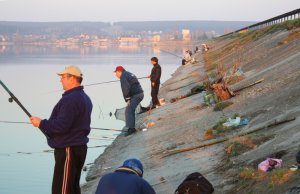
[290,164,299,171]
[124,128,136,136]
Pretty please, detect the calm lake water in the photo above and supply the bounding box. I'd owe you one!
[0,44,183,194]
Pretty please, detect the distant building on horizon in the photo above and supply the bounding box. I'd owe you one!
[152,35,160,43]
[119,37,140,46]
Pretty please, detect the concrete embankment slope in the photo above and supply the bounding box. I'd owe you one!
[82,25,300,194]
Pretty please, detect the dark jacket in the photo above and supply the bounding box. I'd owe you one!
[120,70,144,102]
[96,167,156,194]
[150,64,161,84]
[39,86,93,148]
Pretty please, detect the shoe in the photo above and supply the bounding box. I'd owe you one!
[124,128,136,136]
[140,106,150,111]
[138,106,150,114]
[290,164,299,171]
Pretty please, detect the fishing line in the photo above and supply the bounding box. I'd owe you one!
[0,120,122,132]
[89,137,114,141]
[0,145,109,156]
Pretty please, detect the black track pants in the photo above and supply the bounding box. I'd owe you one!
[52,145,87,194]
[151,83,160,107]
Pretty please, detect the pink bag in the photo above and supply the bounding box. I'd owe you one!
[258,158,282,172]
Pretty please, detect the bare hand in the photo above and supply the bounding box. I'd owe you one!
[152,82,155,87]
[30,116,42,128]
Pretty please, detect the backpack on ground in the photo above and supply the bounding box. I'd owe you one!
[175,172,214,194]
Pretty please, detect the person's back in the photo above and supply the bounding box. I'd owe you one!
[120,70,143,101]
[96,170,155,194]
[96,158,156,194]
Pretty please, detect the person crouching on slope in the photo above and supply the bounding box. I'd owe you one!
[96,158,156,194]
[114,66,144,136]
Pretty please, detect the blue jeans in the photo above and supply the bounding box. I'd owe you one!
[125,93,144,129]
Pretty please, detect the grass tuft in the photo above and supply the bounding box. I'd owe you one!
[213,101,233,111]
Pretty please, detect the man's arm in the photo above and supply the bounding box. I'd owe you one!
[38,101,78,136]
[121,74,131,101]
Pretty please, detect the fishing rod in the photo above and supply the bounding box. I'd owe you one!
[0,80,50,139]
[83,76,148,87]
[0,120,31,124]
[0,120,122,132]
[46,76,149,94]
[143,45,183,59]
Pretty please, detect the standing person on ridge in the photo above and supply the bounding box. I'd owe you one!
[30,65,93,194]
[114,66,144,136]
[149,57,161,109]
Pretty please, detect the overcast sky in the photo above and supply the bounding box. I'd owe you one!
[0,0,299,22]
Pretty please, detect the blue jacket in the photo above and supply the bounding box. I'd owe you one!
[96,167,156,194]
[120,70,143,102]
[39,86,93,148]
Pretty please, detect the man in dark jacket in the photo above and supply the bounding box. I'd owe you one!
[149,57,161,108]
[96,158,156,194]
[30,65,93,194]
[115,66,144,136]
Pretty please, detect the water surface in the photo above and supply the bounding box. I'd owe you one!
[0,45,182,194]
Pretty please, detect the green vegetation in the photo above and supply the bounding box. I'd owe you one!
[213,101,233,111]
[232,113,240,119]
[212,117,236,133]
[232,18,300,39]
[239,167,256,179]
[212,112,241,134]
[285,18,300,30]
[226,142,250,157]
[205,18,300,73]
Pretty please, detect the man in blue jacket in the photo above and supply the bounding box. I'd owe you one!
[30,65,93,194]
[115,66,144,136]
[96,158,156,194]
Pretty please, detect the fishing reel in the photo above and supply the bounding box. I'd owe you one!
[8,97,13,103]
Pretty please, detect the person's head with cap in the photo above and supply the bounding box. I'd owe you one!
[151,57,158,65]
[114,66,125,79]
[122,158,144,177]
[57,65,83,91]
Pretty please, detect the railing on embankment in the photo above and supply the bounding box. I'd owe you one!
[222,8,300,37]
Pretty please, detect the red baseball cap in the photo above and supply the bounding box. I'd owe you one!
[114,66,124,72]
